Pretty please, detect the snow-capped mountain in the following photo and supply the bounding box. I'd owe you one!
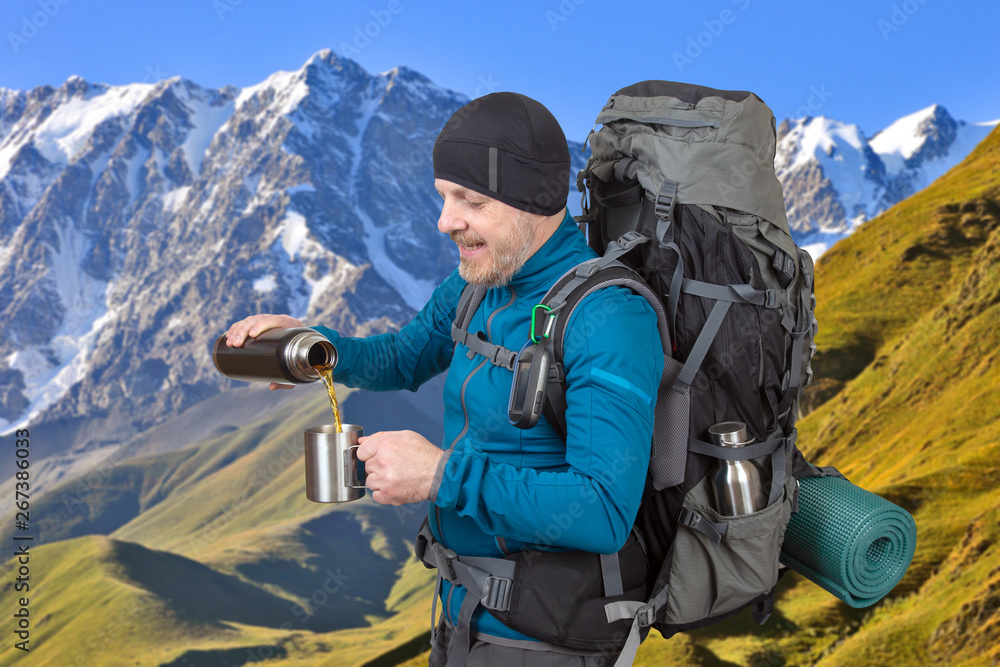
[0,51,471,441]
[0,50,589,455]
[775,104,996,257]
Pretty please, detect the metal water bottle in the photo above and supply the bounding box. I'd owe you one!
[212,327,336,384]
[709,421,766,516]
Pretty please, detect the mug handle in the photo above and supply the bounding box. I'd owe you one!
[347,444,367,489]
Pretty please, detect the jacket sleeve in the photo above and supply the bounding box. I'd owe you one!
[431,287,663,554]
[311,270,465,392]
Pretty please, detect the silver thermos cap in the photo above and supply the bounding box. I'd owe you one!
[709,421,752,447]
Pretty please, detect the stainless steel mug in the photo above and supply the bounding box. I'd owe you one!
[709,421,767,516]
[303,424,367,503]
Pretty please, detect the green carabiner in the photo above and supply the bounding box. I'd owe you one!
[531,304,554,344]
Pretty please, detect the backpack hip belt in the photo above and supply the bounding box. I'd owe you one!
[415,521,514,667]
[414,520,648,664]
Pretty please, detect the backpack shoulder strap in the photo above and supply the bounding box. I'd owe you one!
[454,283,485,331]
[537,235,676,451]
[450,284,519,370]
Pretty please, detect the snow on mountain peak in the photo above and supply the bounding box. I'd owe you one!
[3,51,997,443]
[775,115,869,174]
[775,102,997,260]
[235,68,308,113]
[870,103,950,164]
[305,48,338,68]
[1,50,468,437]
[870,103,995,185]
[0,79,155,180]
[231,50,360,118]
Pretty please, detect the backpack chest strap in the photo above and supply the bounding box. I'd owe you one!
[450,322,518,370]
[450,284,518,370]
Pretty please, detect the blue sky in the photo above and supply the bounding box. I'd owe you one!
[1,0,998,142]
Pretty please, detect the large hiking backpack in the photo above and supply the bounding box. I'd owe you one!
[568,81,821,663]
[437,81,828,665]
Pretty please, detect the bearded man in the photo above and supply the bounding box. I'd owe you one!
[226,92,662,667]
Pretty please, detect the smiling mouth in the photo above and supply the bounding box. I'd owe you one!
[459,242,484,250]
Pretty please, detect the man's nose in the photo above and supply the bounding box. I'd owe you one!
[437,201,465,235]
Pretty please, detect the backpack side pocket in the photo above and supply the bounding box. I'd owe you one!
[662,468,793,625]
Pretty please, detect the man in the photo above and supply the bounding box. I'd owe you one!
[226,92,663,666]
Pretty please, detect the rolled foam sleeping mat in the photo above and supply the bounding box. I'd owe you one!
[779,474,917,608]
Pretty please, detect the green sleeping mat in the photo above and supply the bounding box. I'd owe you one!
[780,474,917,608]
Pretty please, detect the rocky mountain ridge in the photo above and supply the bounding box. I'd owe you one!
[0,50,469,448]
[775,103,996,256]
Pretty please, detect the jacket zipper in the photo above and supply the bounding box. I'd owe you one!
[440,287,518,547]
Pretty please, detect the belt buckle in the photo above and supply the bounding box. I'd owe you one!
[432,542,459,582]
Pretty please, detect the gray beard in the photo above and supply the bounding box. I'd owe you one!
[456,213,534,288]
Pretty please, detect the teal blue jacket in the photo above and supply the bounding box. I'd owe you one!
[313,211,662,640]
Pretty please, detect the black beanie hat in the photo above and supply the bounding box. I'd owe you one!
[433,92,570,216]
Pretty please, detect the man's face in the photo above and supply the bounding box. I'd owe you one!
[435,179,537,288]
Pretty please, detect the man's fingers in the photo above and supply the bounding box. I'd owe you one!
[370,489,400,506]
[225,314,301,347]
[225,316,261,347]
[356,433,381,461]
[268,383,294,391]
[239,316,272,343]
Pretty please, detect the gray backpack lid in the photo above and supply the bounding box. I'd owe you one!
[585,80,791,237]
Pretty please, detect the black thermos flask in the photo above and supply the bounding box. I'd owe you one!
[212,327,337,384]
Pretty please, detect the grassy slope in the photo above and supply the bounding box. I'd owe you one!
[629,128,1000,666]
[0,535,301,666]
[801,127,1000,667]
[0,533,437,667]
[810,127,1000,356]
[0,381,439,666]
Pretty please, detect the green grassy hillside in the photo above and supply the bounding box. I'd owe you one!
[0,381,438,666]
[0,533,436,666]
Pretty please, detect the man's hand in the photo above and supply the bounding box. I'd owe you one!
[357,431,445,506]
[225,313,305,390]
